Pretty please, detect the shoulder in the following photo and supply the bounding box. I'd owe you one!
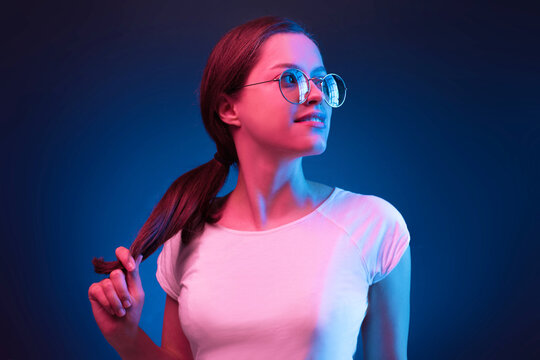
[162,230,183,252]
[362,194,407,224]
[157,230,185,269]
[326,187,405,224]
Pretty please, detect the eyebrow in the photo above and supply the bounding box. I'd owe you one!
[270,63,327,75]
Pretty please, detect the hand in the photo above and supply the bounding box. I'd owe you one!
[88,247,144,348]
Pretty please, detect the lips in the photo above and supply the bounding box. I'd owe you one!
[294,112,326,123]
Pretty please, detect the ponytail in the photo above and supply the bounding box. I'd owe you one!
[92,16,313,274]
[92,157,232,274]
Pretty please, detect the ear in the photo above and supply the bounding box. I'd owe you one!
[217,94,241,127]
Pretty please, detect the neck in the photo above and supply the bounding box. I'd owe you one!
[222,155,321,231]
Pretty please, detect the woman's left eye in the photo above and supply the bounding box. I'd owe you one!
[312,78,324,87]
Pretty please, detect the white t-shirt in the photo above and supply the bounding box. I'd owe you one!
[156,187,411,359]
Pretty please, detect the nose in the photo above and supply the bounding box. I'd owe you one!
[305,79,324,106]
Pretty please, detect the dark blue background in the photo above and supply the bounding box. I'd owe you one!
[2,0,538,358]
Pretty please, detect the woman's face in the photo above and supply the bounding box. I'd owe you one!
[231,32,332,160]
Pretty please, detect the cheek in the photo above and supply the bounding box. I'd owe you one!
[243,92,294,127]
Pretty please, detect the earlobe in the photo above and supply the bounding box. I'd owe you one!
[217,94,241,127]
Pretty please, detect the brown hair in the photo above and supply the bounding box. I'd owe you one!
[92,16,316,274]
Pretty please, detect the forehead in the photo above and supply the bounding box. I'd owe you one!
[254,33,325,75]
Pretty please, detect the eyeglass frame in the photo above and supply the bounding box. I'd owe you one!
[238,68,347,108]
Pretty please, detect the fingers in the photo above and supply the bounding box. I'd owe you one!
[115,247,143,293]
[110,269,133,309]
[88,267,139,319]
[115,246,135,272]
[89,249,144,322]
[102,278,127,317]
[126,254,143,292]
[88,283,115,316]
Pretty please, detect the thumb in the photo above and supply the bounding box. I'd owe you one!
[126,254,143,294]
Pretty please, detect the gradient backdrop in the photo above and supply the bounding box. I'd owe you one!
[2,0,538,359]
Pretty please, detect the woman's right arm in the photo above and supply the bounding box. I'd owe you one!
[161,295,194,360]
[88,247,187,360]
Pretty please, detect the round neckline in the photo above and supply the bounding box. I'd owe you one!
[211,187,341,235]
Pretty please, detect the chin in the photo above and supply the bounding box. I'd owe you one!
[312,146,327,156]
[281,137,327,158]
[303,142,327,157]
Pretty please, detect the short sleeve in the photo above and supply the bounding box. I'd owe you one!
[361,196,411,286]
[155,231,183,300]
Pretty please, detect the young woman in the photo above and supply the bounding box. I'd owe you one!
[88,16,411,360]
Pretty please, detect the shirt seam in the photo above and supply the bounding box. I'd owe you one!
[316,208,372,286]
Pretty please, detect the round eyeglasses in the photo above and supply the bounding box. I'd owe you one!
[240,68,347,108]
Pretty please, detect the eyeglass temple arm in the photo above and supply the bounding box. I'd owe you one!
[241,79,279,88]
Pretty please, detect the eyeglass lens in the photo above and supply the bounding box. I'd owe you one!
[279,69,346,107]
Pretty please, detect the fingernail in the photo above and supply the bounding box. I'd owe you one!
[128,259,135,271]
[123,300,131,308]
[119,308,126,316]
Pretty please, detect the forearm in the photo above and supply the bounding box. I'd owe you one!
[114,327,184,360]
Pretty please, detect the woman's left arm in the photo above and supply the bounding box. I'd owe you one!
[360,246,411,360]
